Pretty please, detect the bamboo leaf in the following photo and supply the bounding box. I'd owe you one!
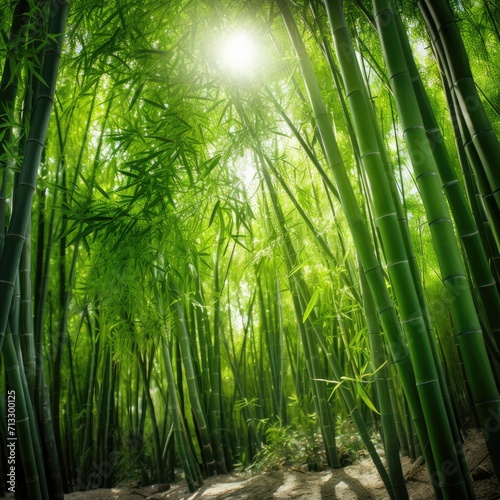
[145,135,174,143]
[208,200,220,228]
[129,82,144,110]
[94,179,110,199]
[204,155,222,176]
[141,97,169,111]
[356,382,380,415]
[302,288,320,323]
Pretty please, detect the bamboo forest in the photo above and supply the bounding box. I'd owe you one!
[3,0,500,498]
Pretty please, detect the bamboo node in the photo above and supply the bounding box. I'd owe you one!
[428,217,451,226]
[26,138,46,148]
[6,233,26,241]
[375,211,397,220]
[475,399,500,406]
[442,274,467,282]
[415,171,439,180]
[415,378,439,386]
[345,88,363,100]
[386,259,409,268]
[478,281,496,289]
[377,303,393,315]
[400,315,424,325]
[456,329,482,337]
[360,151,382,160]
[461,230,479,239]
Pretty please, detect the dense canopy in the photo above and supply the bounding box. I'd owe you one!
[1,1,500,499]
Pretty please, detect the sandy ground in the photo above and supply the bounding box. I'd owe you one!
[65,429,499,499]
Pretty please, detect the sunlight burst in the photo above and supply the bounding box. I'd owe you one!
[219,31,257,77]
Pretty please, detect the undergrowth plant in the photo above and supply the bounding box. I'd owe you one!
[249,416,326,472]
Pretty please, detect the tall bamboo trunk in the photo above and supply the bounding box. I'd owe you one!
[172,293,217,476]
[420,0,500,217]
[359,266,408,499]
[275,0,440,493]
[373,0,500,487]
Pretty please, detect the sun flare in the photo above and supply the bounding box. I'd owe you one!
[219,31,257,77]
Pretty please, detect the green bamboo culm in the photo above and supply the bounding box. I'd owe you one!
[4,330,42,500]
[443,81,500,281]
[0,2,68,499]
[172,290,217,476]
[241,93,399,481]
[76,307,101,489]
[421,3,500,278]
[254,152,342,470]
[20,221,36,393]
[136,345,165,484]
[0,0,30,254]
[389,5,492,495]
[0,0,28,145]
[210,235,229,474]
[19,222,60,499]
[325,2,470,497]
[0,0,68,351]
[156,282,199,493]
[259,159,394,480]
[391,0,500,362]
[161,335,198,493]
[359,265,408,500]
[419,0,500,219]
[372,0,500,487]
[275,1,439,495]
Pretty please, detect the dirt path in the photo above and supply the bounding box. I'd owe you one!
[65,466,393,500]
[66,430,499,499]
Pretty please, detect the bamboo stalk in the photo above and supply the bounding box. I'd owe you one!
[158,297,198,493]
[275,0,440,493]
[399,2,500,354]
[373,0,500,488]
[360,266,408,499]
[172,291,217,476]
[421,0,500,215]
[0,0,68,353]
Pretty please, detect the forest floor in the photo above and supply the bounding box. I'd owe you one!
[66,429,499,499]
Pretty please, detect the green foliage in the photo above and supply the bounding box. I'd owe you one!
[249,417,326,472]
[335,419,367,467]
[248,417,369,472]
[114,434,156,486]
[1,0,500,496]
